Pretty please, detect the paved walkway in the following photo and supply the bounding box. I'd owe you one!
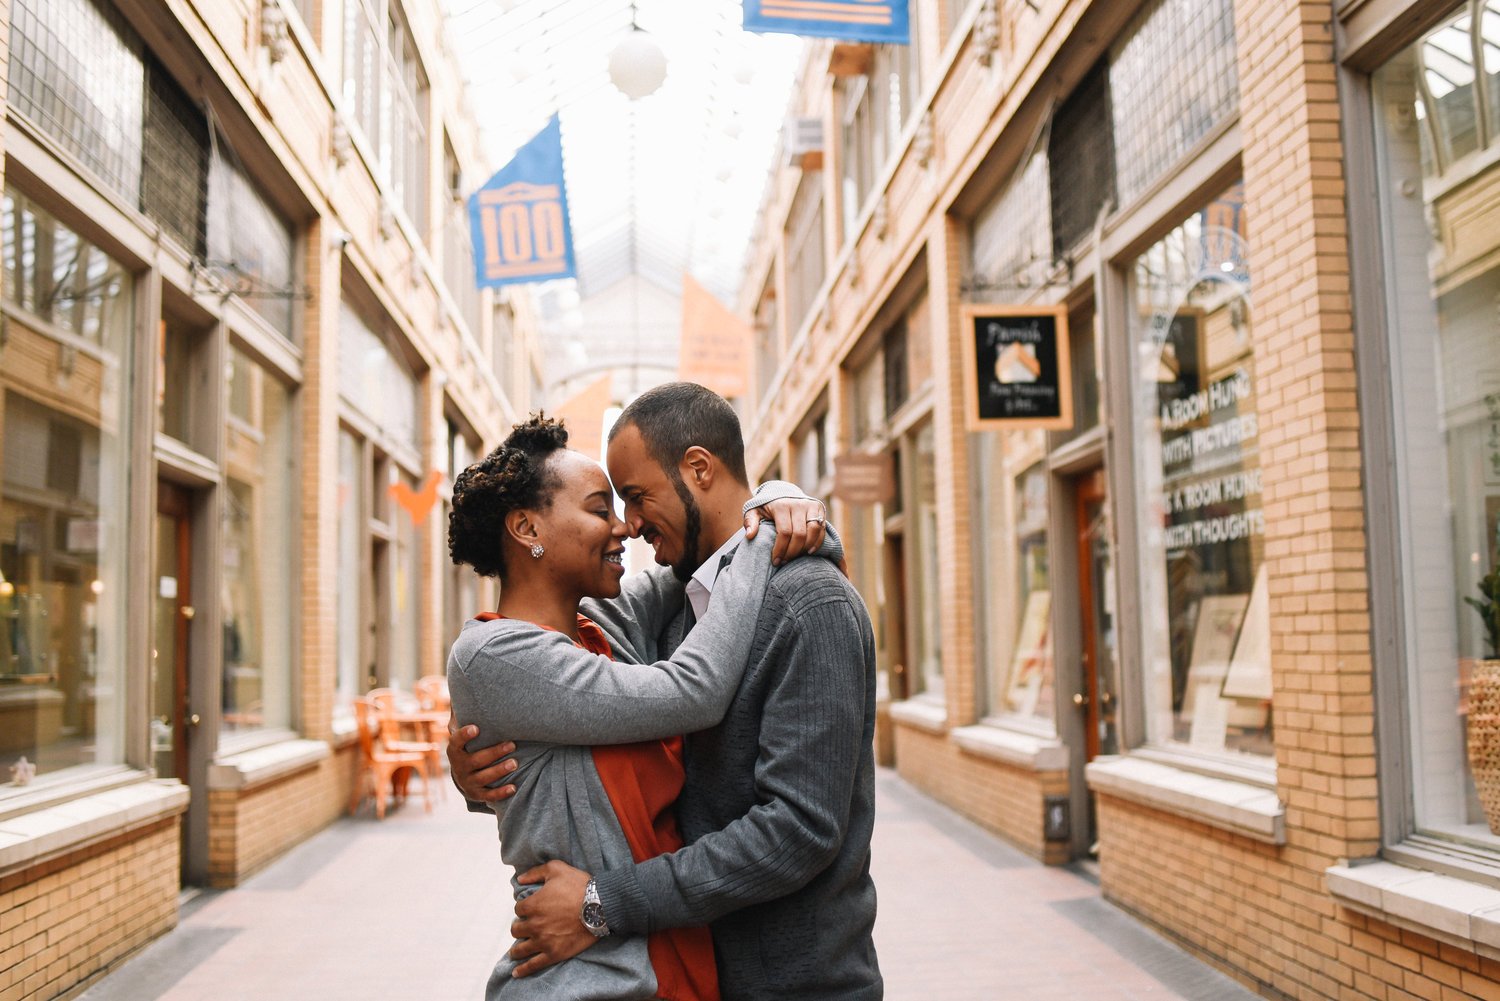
[80,770,1258,1000]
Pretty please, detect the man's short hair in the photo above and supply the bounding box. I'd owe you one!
[611,382,749,486]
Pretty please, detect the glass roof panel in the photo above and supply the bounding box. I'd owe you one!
[441,0,805,305]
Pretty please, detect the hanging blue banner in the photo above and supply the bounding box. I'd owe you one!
[468,115,577,288]
[743,0,909,44]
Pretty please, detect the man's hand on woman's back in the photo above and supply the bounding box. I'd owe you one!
[446,719,519,803]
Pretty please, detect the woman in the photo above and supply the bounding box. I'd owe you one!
[445,415,828,1001]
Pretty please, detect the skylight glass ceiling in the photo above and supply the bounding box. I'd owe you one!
[441,0,805,304]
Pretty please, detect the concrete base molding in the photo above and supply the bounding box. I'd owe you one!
[1327,860,1500,959]
[1086,757,1285,845]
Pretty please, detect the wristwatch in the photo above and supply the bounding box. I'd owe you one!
[580,879,611,938]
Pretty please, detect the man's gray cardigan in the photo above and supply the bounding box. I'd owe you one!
[448,529,781,1000]
[593,553,883,1001]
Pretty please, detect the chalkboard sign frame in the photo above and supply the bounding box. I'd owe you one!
[959,304,1074,431]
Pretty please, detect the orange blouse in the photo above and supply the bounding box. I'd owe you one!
[475,612,718,1001]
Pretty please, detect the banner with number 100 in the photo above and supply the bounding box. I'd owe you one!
[468,115,577,288]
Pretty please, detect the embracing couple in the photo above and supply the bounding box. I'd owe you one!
[443,381,883,1001]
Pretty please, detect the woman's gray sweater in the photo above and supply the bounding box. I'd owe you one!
[446,527,779,1001]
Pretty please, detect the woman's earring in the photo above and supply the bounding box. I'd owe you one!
[530,543,545,560]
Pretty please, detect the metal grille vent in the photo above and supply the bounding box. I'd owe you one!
[142,54,209,258]
[1047,58,1116,259]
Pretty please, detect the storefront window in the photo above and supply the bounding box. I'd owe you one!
[1373,11,1500,845]
[907,423,942,699]
[1129,181,1270,759]
[978,436,1055,724]
[336,429,363,709]
[338,298,419,450]
[206,145,297,341]
[390,468,422,690]
[221,349,295,735]
[0,189,132,782]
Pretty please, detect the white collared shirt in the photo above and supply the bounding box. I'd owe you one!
[685,528,747,623]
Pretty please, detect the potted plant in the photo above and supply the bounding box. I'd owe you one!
[1465,562,1500,832]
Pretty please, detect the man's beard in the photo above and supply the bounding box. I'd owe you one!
[667,471,703,583]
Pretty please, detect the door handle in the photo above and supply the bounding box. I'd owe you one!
[1072,692,1090,708]
[188,713,202,726]
[181,605,195,620]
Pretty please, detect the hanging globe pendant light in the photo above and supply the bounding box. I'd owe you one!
[608,4,666,100]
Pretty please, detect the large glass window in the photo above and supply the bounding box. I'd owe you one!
[1109,0,1239,207]
[1373,9,1500,846]
[906,423,942,699]
[344,0,430,233]
[838,39,920,242]
[1128,181,1269,760]
[978,439,1055,725]
[338,298,419,450]
[206,142,297,341]
[784,173,826,338]
[221,349,295,736]
[0,189,133,783]
[9,0,145,204]
[390,467,422,689]
[336,429,364,708]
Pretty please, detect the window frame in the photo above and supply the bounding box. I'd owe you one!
[1345,0,1500,885]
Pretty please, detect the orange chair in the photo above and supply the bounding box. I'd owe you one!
[350,697,429,820]
[415,674,450,711]
[368,688,446,802]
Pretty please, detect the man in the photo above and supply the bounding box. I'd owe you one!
[449,382,882,1000]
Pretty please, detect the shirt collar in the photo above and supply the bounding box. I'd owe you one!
[685,528,746,621]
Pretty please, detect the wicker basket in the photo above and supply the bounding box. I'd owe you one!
[1466,660,1500,834]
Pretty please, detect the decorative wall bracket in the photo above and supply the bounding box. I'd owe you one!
[913,111,935,169]
[331,118,353,169]
[974,0,1001,67]
[261,0,290,64]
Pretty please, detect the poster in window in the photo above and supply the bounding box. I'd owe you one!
[1179,592,1247,723]
[960,305,1074,431]
[1004,590,1052,716]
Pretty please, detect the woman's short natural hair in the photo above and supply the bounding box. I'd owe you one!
[448,414,569,578]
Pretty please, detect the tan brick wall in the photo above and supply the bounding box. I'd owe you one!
[207,747,358,888]
[0,820,179,1001]
[893,723,1068,864]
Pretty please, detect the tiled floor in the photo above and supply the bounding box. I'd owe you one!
[79,770,1259,1000]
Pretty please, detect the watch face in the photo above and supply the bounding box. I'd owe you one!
[582,902,606,931]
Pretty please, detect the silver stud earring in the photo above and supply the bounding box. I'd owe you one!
[530,543,545,560]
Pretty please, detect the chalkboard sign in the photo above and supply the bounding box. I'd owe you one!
[960,304,1074,431]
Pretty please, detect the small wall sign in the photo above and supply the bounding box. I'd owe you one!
[960,304,1074,431]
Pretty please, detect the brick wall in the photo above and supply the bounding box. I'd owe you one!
[894,725,1068,864]
[207,748,357,888]
[0,820,179,1001]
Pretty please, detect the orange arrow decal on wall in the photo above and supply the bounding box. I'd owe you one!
[389,471,443,526]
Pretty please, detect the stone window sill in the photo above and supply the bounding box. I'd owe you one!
[1327,860,1500,959]
[888,698,948,734]
[0,779,189,876]
[208,738,330,792]
[1086,755,1286,844]
[951,724,1068,771]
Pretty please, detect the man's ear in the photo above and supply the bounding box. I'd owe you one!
[504,509,541,550]
[681,446,715,491]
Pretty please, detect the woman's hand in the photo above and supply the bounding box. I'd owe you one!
[510,861,598,977]
[445,718,519,803]
[744,495,827,566]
